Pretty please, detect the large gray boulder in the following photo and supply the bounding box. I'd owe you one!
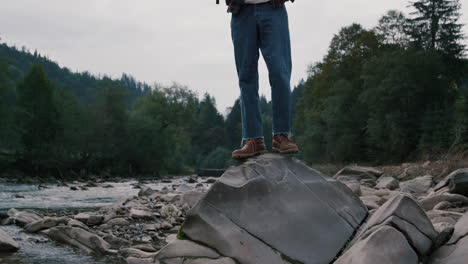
[171,154,367,264]
[0,227,20,253]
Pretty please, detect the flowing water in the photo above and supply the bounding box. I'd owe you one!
[0,177,195,264]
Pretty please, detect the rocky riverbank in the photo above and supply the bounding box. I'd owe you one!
[0,176,216,263]
[1,155,468,264]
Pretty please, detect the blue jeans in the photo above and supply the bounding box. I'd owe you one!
[231,2,293,146]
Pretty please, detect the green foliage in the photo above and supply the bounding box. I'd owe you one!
[294,0,466,164]
[16,65,61,158]
[200,147,232,169]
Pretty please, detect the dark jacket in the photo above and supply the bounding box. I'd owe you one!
[222,0,294,15]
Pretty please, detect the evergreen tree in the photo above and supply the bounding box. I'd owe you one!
[409,0,465,59]
[16,65,61,157]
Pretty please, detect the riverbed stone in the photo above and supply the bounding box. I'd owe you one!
[24,217,62,233]
[184,258,237,264]
[42,226,113,254]
[155,239,220,260]
[420,193,468,211]
[430,212,468,264]
[335,226,418,264]
[130,209,155,220]
[400,175,433,194]
[180,154,368,264]
[7,208,42,227]
[351,194,437,258]
[376,176,399,190]
[449,169,468,196]
[334,165,382,181]
[126,257,155,264]
[0,227,20,253]
[138,186,156,197]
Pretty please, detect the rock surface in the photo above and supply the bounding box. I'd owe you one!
[163,154,368,264]
[0,227,20,253]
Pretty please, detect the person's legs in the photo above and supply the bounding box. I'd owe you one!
[257,3,292,137]
[231,5,264,147]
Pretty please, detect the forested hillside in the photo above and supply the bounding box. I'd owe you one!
[0,0,467,179]
[293,0,468,164]
[0,43,280,177]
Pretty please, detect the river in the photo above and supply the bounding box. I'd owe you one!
[0,177,193,264]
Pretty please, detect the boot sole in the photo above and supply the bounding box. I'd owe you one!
[272,147,299,154]
[232,150,268,160]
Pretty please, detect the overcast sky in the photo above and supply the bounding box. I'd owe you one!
[1,0,467,113]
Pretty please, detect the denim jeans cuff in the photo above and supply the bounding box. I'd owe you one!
[240,136,264,147]
[272,131,291,137]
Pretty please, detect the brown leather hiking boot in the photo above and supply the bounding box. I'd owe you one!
[272,134,299,154]
[232,138,268,160]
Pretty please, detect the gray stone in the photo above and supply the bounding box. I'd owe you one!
[119,247,157,258]
[7,208,42,227]
[448,211,468,245]
[155,239,220,260]
[420,193,468,211]
[342,180,361,196]
[74,213,91,223]
[430,236,468,264]
[335,226,418,264]
[360,196,381,210]
[449,169,468,196]
[184,258,237,264]
[0,227,20,253]
[42,226,112,254]
[126,257,155,264]
[24,217,63,233]
[138,186,156,197]
[175,184,193,193]
[353,194,437,257]
[334,165,382,181]
[376,176,399,190]
[88,215,104,226]
[182,154,368,264]
[130,209,155,220]
[182,191,205,208]
[400,175,433,194]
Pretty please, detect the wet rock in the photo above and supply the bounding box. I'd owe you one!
[42,226,113,254]
[179,154,367,264]
[138,186,156,197]
[400,175,433,194]
[376,176,399,190]
[132,244,157,252]
[7,208,42,227]
[342,180,361,196]
[335,226,418,264]
[433,201,453,210]
[106,218,130,227]
[24,217,64,233]
[0,227,20,252]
